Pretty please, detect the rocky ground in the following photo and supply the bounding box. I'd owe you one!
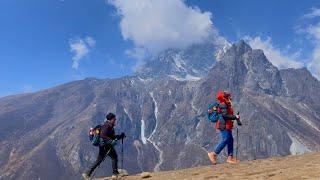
[96,152,320,180]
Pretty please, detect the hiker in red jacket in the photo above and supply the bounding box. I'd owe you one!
[208,91,242,164]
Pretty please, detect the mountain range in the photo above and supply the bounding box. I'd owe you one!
[0,39,319,180]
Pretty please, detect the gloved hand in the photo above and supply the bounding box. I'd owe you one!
[237,120,242,126]
[119,132,126,139]
[236,112,242,126]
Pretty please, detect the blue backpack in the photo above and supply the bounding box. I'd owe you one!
[207,102,222,123]
[89,125,102,146]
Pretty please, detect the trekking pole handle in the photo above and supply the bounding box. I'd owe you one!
[236,112,242,126]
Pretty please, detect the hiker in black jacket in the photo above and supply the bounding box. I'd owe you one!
[82,113,125,179]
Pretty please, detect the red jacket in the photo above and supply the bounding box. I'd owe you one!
[215,91,237,130]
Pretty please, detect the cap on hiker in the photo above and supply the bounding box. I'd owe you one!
[217,91,232,103]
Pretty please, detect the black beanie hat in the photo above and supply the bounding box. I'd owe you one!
[106,113,116,121]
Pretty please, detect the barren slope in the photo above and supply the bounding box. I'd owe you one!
[101,152,320,180]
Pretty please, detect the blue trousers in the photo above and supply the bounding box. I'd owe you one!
[214,130,234,156]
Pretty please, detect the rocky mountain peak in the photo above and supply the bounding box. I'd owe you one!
[234,39,252,52]
[224,39,252,56]
[218,40,271,68]
[207,40,284,96]
[136,38,230,80]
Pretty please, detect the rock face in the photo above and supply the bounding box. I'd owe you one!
[0,40,320,180]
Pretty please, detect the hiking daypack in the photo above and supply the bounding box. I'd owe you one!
[89,125,102,146]
[207,102,221,123]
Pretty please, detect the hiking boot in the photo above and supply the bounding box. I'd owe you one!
[118,169,129,176]
[207,152,217,165]
[111,175,118,179]
[82,173,91,180]
[227,156,239,164]
[113,169,120,175]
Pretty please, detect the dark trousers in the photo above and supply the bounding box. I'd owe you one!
[86,145,118,176]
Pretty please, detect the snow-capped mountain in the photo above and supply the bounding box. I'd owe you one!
[136,36,230,81]
[0,40,319,180]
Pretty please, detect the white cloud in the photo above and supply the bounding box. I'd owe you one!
[306,23,320,79]
[300,8,320,79]
[246,36,304,69]
[131,58,146,72]
[85,36,96,47]
[125,47,148,60]
[302,7,320,19]
[125,47,148,72]
[107,0,217,57]
[69,36,95,69]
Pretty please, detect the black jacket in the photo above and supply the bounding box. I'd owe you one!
[100,121,122,141]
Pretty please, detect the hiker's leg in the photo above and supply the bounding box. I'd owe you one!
[226,131,239,163]
[214,130,229,155]
[86,146,107,176]
[108,147,119,174]
[227,130,234,157]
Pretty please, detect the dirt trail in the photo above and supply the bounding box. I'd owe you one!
[97,152,320,180]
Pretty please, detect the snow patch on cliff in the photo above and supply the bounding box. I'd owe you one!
[169,74,201,81]
[140,119,147,144]
[148,92,164,172]
[214,40,231,61]
[191,99,199,113]
[287,133,311,155]
[173,54,185,70]
[123,108,133,122]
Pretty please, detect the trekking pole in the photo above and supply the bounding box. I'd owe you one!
[121,138,124,171]
[236,127,239,160]
[235,112,241,160]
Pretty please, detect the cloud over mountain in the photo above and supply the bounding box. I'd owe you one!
[108,0,219,58]
[245,36,303,69]
[296,7,320,79]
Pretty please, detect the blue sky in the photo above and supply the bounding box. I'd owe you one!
[1,0,320,97]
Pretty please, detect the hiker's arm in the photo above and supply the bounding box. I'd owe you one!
[115,132,126,140]
[220,104,237,120]
[222,114,237,120]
